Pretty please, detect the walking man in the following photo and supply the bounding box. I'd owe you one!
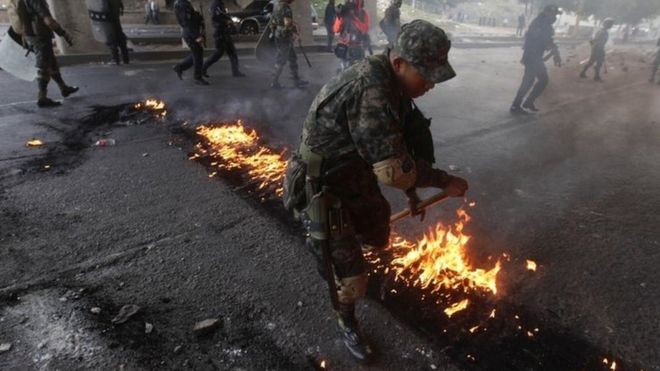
[580,18,615,81]
[510,5,562,114]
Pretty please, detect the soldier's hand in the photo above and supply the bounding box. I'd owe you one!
[63,33,74,47]
[444,175,469,198]
[405,189,425,222]
[195,36,205,45]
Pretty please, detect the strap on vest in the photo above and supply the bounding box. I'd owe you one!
[299,129,324,179]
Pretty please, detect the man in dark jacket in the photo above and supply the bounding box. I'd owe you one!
[173,0,209,85]
[580,18,614,81]
[202,0,245,77]
[650,38,660,84]
[108,0,130,65]
[323,0,336,51]
[510,5,562,114]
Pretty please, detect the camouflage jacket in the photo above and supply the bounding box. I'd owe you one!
[23,0,53,39]
[271,1,295,40]
[302,52,444,187]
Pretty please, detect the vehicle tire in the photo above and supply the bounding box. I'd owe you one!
[241,21,259,35]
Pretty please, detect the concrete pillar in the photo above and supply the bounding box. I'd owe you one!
[291,0,313,45]
[47,0,105,54]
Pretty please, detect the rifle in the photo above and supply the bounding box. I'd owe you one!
[298,37,312,68]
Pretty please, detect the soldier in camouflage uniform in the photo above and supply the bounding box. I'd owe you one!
[23,0,79,108]
[270,0,308,89]
[580,18,614,81]
[295,20,468,362]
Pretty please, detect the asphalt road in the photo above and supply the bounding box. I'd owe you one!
[1,43,659,371]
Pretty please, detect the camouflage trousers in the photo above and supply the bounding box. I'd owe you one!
[303,158,390,301]
[25,37,66,98]
[272,38,299,82]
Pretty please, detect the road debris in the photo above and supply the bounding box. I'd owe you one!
[26,139,44,148]
[90,307,102,315]
[0,343,11,353]
[193,318,221,336]
[111,304,141,324]
[93,138,116,147]
[145,322,154,334]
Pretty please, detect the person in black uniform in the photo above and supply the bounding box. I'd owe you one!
[510,5,562,114]
[650,38,660,84]
[23,0,79,107]
[108,0,130,65]
[202,0,245,78]
[173,0,209,85]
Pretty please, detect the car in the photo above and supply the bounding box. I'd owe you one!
[229,0,273,35]
[229,0,318,35]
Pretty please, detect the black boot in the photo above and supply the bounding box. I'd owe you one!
[293,78,309,88]
[509,105,529,115]
[36,78,60,108]
[37,92,61,108]
[336,304,374,363]
[173,65,183,80]
[233,70,246,77]
[194,77,210,86]
[52,73,79,98]
[522,101,539,112]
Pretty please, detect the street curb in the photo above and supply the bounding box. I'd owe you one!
[56,39,592,66]
[58,44,330,66]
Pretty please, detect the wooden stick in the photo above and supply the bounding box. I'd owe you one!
[390,191,450,224]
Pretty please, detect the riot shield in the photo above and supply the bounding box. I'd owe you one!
[86,0,117,44]
[0,28,37,82]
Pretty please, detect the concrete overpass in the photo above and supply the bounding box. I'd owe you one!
[0,0,380,55]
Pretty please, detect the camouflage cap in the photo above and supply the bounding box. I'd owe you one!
[394,20,456,83]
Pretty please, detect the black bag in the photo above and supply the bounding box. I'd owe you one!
[282,153,308,212]
[334,43,348,59]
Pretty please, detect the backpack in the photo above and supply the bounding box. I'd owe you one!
[8,0,30,36]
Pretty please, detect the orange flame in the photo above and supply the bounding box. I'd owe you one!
[526,260,537,271]
[194,121,505,318]
[134,99,167,117]
[26,139,44,147]
[444,298,470,318]
[386,208,501,296]
[194,121,287,196]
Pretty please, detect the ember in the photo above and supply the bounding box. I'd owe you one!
[26,139,44,148]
